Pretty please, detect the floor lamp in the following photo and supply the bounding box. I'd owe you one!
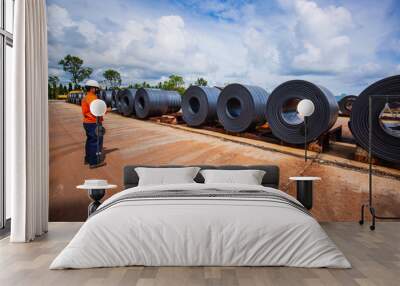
[359,94,400,230]
[90,99,107,164]
[297,99,315,161]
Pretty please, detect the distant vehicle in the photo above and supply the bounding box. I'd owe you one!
[56,94,68,100]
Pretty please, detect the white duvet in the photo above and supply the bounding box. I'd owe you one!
[50,183,351,269]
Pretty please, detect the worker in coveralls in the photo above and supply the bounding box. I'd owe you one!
[81,79,106,168]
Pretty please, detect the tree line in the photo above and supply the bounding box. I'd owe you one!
[48,54,208,99]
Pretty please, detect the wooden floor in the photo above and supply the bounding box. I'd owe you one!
[0,222,399,286]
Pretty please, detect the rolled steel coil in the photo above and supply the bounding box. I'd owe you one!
[116,90,124,114]
[111,90,120,111]
[266,80,339,145]
[134,88,181,119]
[120,88,137,116]
[217,84,269,132]
[75,93,83,105]
[79,93,84,105]
[338,95,357,116]
[182,86,220,126]
[99,90,105,102]
[101,90,113,107]
[349,75,400,163]
[74,93,80,104]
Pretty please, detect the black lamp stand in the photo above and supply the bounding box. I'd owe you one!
[96,116,101,164]
[359,94,400,230]
[304,116,308,162]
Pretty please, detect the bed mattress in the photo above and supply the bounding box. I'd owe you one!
[50,183,351,269]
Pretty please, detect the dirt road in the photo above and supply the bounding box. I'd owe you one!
[49,101,400,221]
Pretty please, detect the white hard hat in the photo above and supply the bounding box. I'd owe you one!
[85,79,100,88]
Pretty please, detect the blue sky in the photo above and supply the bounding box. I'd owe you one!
[46,0,400,94]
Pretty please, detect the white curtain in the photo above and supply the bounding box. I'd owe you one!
[9,0,49,242]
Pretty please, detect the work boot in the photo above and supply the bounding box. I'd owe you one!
[89,162,107,169]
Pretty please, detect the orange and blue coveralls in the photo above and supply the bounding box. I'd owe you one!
[81,91,104,165]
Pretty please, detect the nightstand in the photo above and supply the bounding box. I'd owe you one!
[289,177,321,210]
[77,180,117,216]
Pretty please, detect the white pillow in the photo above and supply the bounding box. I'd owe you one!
[200,169,266,185]
[135,167,200,186]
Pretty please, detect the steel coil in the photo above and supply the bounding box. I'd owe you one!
[100,90,113,107]
[182,86,221,126]
[118,90,125,114]
[120,88,137,117]
[349,75,400,163]
[114,90,124,113]
[111,90,119,110]
[217,84,269,132]
[338,95,357,116]
[76,93,84,105]
[266,80,339,145]
[134,88,181,119]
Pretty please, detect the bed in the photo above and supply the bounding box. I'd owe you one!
[50,165,350,269]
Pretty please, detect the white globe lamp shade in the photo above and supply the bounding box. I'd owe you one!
[297,99,315,117]
[90,99,107,117]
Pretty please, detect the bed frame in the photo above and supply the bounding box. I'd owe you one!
[123,165,280,189]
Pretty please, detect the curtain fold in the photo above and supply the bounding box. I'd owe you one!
[9,0,49,242]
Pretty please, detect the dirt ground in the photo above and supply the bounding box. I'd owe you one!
[49,101,400,222]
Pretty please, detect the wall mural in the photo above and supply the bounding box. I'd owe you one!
[47,0,400,222]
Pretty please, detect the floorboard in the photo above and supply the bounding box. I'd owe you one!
[0,222,399,286]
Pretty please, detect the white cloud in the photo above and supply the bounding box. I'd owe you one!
[47,4,74,37]
[288,0,352,73]
[47,0,400,94]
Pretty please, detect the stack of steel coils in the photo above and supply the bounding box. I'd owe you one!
[100,90,113,107]
[111,90,119,111]
[349,75,400,163]
[266,80,339,144]
[120,88,137,116]
[116,90,124,114]
[338,95,357,116]
[134,88,181,119]
[182,86,221,126]
[75,93,84,105]
[217,84,269,132]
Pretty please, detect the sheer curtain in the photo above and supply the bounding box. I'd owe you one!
[9,0,49,242]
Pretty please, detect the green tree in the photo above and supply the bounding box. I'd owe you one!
[48,75,60,99]
[58,55,93,85]
[68,82,73,92]
[103,69,122,89]
[133,81,151,88]
[162,74,185,94]
[58,83,63,96]
[195,77,207,86]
